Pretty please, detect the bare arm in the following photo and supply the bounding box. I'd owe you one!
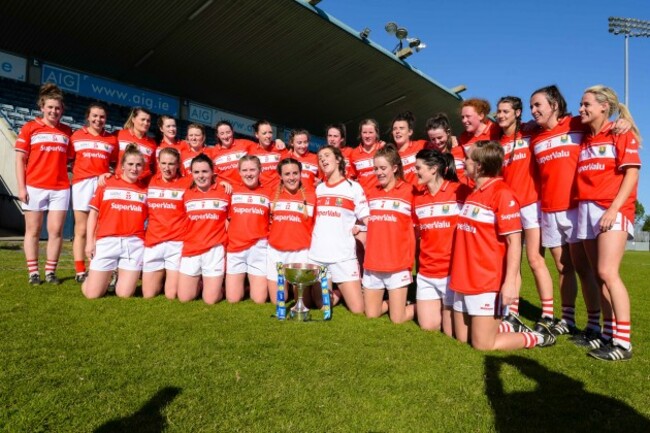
[85,209,99,259]
[15,151,28,203]
[500,231,522,305]
[599,167,639,232]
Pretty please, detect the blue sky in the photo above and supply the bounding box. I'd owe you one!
[319,0,650,213]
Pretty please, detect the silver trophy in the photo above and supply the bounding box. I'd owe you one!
[283,263,320,321]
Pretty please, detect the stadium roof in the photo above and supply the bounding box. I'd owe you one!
[0,0,463,139]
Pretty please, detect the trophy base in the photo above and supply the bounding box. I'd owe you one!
[289,307,311,322]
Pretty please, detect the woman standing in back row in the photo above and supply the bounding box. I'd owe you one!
[15,83,72,285]
[575,85,641,361]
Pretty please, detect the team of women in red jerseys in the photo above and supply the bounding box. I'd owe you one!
[15,82,641,360]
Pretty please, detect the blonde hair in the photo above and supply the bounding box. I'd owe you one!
[584,85,642,145]
[123,107,152,130]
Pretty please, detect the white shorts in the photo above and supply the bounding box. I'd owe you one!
[71,177,99,212]
[416,274,454,306]
[22,186,70,211]
[363,269,412,290]
[577,201,634,240]
[89,236,144,272]
[143,240,183,272]
[453,291,501,316]
[310,258,360,283]
[180,245,225,277]
[226,238,268,276]
[541,208,578,248]
[520,201,541,230]
[266,246,310,281]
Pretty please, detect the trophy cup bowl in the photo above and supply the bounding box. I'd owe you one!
[283,263,320,321]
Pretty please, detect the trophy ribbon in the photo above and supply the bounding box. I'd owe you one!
[319,265,331,321]
[276,262,286,320]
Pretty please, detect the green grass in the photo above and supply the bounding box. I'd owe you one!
[1,242,649,432]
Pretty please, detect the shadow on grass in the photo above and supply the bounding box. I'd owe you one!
[517,298,542,323]
[484,355,650,432]
[93,386,181,433]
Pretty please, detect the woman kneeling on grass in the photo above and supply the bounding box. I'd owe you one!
[363,144,416,323]
[449,140,556,350]
[82,144,148,299]
[177,154,230,304]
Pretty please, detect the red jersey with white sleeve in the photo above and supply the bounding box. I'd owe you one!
[248,143,289,188]
[145,174,192,247]
[227,183,272,253]
[69,127,118,184]
[289,151,320,190]
[15,118,72,190]
[413,181,471,278]
[309,178,370,262]
[530,116,583,212]
[450,178,522,295]
[89,177,148,240]
[576,124,641,222]
[398,140,426,186]
[180,147,208,177]
[158,139,188,158]
[349,143,383,193]
[117,129,158,184]
[364,181,417,272]
[182,183,230,257]
[500,131,540,208]
[268,186,316,251]
[211,139,255,184]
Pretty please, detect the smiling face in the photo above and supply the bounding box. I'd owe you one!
[280,162,301,193]
[41,98,63,126]
[373,155,397,189]
[392,120,412,147]
[496,102,520,133]
[529,92,556,129]
[86,107,107,134]
[361,124,379,147]
[579,92,608,127]
[426,127,449,152]
[158,152,179,182]
[160,118,177,141]
[292,133,309,156]
[191,161,214,191]
[121,154,144,183]
[318,148,340,178]
[327,128,344,148]
[187,127,205,150]
[415,158,437,186]
[133,111,151,136]
[239,160,261,188]
[461,106,484,134]
[217,124,234,147]
[255,123,274,148]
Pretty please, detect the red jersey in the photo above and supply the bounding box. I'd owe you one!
[413,181,471,278]
[500,132,540,207]
[576,124,641,222]
[398,140,426,186]
[116,129,158,184]
[158,139,188,158]
[89,177,148,240]
[145,174,192,247]
[450,146,467,181]
[530,116,583,212]
[248,143,288,188]
[450,178,522,295]
[180,146,208,176]
[341,147,354,178]
[15,118,72,190]
[289,151,320,190]
[364,181,416,272]
[349,143,383,193]
[182,183,230,257]
[69,127,118,184]
[211,139,254,184]
[268,186,316,251]
[227,183,272,252]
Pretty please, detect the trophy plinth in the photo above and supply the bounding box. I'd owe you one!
[283,263,320,321]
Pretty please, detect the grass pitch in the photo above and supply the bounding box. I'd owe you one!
[1,242,649,432]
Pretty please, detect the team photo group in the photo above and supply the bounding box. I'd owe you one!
[14,81,641,362]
